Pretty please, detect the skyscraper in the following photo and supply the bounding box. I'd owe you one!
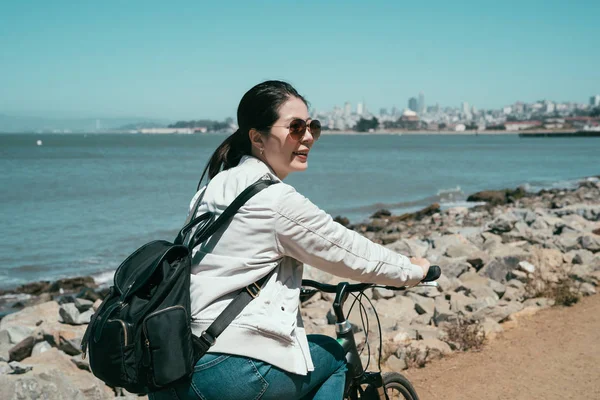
[462,102,470,114]
[357,102,364,115]
[418,92,425,114]
[344,102,352,117]
[591,95,600,107]
[408,97,418,112]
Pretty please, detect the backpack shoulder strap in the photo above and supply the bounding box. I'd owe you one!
[187,176,278,249]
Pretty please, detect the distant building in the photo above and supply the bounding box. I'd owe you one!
[357,102,364,115]
[454,124,466,132]
[344,102,352,117]
[504,121,542,131]
[138,128,193,134]
[408,97,418,112]
[462,102,470,114]
[591,95,600,107]
[418,92,425,114]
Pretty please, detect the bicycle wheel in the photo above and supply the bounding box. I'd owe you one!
[382,372,419,400]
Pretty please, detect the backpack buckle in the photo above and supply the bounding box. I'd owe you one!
[246,282,261,299]
[199,331,216,347]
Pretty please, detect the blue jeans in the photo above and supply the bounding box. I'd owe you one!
[148,334,347,400]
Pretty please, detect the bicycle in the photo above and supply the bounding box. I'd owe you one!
[300,266,441,400]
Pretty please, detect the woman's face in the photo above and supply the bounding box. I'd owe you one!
[260,97,316,180]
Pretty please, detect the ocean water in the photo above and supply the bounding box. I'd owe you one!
[0,133,598,289]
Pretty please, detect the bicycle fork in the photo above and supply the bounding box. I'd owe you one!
[333,283,387,400]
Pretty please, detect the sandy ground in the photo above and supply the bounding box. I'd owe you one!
[403,294,600,400]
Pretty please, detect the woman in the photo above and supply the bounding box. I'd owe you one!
[150,80,430,400]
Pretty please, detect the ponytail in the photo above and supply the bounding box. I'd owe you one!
[197,80,308,190]
[197,129,251,189]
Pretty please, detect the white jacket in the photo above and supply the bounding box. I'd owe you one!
[188,155,424,375]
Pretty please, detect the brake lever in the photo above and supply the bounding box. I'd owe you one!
[416,281,438,287]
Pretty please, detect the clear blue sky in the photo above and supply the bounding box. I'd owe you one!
[1,0,598,120]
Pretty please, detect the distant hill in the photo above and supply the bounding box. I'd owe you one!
[0,114,171,133]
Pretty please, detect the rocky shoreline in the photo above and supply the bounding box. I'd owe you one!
[1,176,599,399]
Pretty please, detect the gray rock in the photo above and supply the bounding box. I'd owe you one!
[507,269,529,283]
[58,303,81,325]
[554,233,581,252]
[436,274,462,293]
[371,287,396,300]
[0,330,10,346]
[58,336,82,356]
[415,325,442,340]
[579,283,596,296]
[0,348,115,399]
[488,215,517,233]
[457,279,499,302]
[386,354,407,371]
[530,218,549,230]
[506,279,525,290]
[438,258,472,279]
[70,354,90,371]
[466,296,499,313]
[502,286,525,302]
[431,234,467,253]
[448,292,475,313]
[486,279,507,298]
[385,238,429,258]
[0,361,11,375]
[445,242,481,259]
[579,235,600,253]
[77,309,94,325]
[8,337,35,362]
[8,361,33,374]
[524,210,538,225]
[410,286,441,298]
[73,298,94,312]
[473,300,524,322]
[31,341,52,356]
[409,338,453,359]
[410,314,432,326]
[518,261,536,274]
[522,297,555,309]
[5,326,33,345]
[480,318,504,338]
[433,297,454,325]
[480,256,526,283]
[481,232,503,250]
[570,249,594,265]
[406,293,435,315]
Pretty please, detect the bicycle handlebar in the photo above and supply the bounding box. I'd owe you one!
[301,265,441,293]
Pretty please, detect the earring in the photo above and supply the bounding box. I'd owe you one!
[260,148,264,155]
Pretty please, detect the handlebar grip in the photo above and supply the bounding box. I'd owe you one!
[422,265,441,282]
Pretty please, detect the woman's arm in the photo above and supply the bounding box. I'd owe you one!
[274,188,425,287]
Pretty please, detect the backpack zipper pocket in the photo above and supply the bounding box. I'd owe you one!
[142,305,194,387]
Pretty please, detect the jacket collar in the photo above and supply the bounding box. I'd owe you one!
[239,155,282,182]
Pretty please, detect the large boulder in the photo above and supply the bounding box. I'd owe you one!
[0,348,114,400]
[479,256,526,283]
[385,238,429,258]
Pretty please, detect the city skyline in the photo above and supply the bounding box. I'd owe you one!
[1,1,599,120]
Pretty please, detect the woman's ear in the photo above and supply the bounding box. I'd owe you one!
[249,129,264,152]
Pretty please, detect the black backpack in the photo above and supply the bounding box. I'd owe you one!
[81,177,277,394]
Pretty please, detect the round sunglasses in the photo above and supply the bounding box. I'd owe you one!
[271,119,321,141]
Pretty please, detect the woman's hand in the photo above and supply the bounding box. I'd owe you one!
[410,257,431,279]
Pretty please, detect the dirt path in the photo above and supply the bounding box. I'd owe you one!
[404,294,600,400]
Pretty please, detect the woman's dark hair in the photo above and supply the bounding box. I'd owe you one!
[197,80,308,188]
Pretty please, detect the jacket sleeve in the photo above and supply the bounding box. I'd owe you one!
[273,188,424,287]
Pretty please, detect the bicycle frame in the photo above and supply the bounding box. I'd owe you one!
[302,279,438,400]
[330,282,386,400]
